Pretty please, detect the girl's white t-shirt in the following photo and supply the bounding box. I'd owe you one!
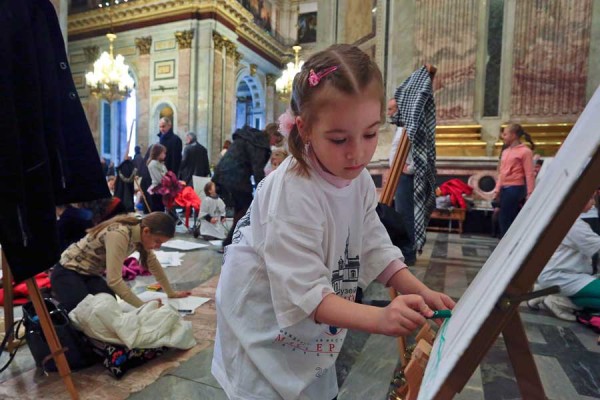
[537,216,600,296]
[212,157,403,400]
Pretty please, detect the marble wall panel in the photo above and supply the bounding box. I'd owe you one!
[343,0,375,44]
[137,55,151,153]
[414,0,478,123]
[178,48,192,134]
[511,0,592,120]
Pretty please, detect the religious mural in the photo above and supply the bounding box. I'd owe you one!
[298,12,317,44]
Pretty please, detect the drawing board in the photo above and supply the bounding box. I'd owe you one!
[418,87,600,399]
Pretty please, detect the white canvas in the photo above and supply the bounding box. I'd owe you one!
[418,87,600,400]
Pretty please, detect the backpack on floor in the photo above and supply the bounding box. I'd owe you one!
[575,310,600,333]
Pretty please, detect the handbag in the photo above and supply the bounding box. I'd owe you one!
[21,298,96,371]
[376,203,412,250]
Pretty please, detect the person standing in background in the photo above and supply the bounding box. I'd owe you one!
[157,117,182,174]
[493,123,535,237]
[179,132,210,185]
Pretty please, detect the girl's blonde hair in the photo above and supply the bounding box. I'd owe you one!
[147,144,167,165]
[287,44,385,175]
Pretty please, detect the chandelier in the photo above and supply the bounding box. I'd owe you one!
[275,45,304,100]
[85,32,134,103]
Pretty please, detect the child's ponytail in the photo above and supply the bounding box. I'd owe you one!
[509,123,535,151]
[287,122,310,176]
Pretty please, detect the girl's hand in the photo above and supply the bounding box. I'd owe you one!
[419,288,455,311]
[377,294,433,336]
[169,290,192,299]
[419,288,455,326]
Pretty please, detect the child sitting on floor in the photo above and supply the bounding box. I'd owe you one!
[199,181,228,240]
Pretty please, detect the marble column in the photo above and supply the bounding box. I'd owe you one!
[135,36,152,154]
[266,73,277,123]
[511,0,592,120]
[83,46,101,150]
[175,30,194,135]
[224,41,239,140]
[211,32,226,162]
[317,0,337,50]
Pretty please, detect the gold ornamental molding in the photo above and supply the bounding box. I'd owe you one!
[212,31,226,50]
[83,45,99,63]
[175,30,194,49]
[265,73,276,87]
[233,51,242,66]
[69,0,287,66]
[135,36,152,55]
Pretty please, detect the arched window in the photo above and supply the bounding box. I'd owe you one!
[100,78,137,163]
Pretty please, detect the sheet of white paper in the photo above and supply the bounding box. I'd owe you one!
[209,240,223,247]
[418,88,600,399]
[161,239,209,251]
[120,291,210,314]
[153,250,185,267]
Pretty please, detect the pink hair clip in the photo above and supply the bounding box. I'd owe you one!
[308,66,338,87]
[278,109,296,137]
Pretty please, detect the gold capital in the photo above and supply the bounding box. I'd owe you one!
[266,73,276,87]
[233,51,243,66]
[83,45,99,63]
[135,36,152,55]
[212,31,225,50]
[175,30,194,49]
[249,63,257,76]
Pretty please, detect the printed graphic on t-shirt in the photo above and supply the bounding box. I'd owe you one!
[272,232,360,355]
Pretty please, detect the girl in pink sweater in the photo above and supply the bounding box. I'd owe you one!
[493,124,535,237]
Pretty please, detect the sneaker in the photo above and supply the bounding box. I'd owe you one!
[527,297,544,310]
[543,295,577,321]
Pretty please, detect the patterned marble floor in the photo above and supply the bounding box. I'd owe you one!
[2,231,599,399]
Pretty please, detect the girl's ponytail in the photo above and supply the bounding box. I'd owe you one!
[287,123,310,176]
[516,126,535,150]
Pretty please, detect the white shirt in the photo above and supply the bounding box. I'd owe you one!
[199,196,227,239]
[389,126,414,174]
[212,157,403,400]
[537,216,600,296]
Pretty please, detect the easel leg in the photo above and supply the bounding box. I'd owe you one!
[503,311,546,400]
[25,278,79,400]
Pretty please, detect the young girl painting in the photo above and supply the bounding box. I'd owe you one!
[493,124,535,237]
[211,44,454,400]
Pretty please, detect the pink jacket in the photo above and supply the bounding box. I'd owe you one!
[495,144,535,196]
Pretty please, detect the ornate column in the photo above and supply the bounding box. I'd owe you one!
[266,73,277,123]
[224,40,239,139]
[211,32,227,161]
[83,46,101,149]
[175,30,194,134]
[135,36,152,153]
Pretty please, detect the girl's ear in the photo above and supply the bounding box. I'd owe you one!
[296,116,309,143]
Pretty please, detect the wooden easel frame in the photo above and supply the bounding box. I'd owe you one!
[1,251,79,400]
[398,146,600,400]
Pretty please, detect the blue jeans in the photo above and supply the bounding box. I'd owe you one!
[499,185,526,238]
[394,174,416,263]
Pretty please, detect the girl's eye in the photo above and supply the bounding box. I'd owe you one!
[364,132,377,139]
[330,138,346,145]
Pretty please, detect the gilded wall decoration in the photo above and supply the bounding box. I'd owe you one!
[154,60,176,80]
[175,30,194,49]
[135,36,153,55]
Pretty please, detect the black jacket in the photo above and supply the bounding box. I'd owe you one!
[159,130,183,174]
[179,141,210,185]
[0,0,110,282]
[212,126,271,193]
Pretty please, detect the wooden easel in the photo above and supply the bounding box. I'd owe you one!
[1,251,79,400]
[391,144,600,399]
